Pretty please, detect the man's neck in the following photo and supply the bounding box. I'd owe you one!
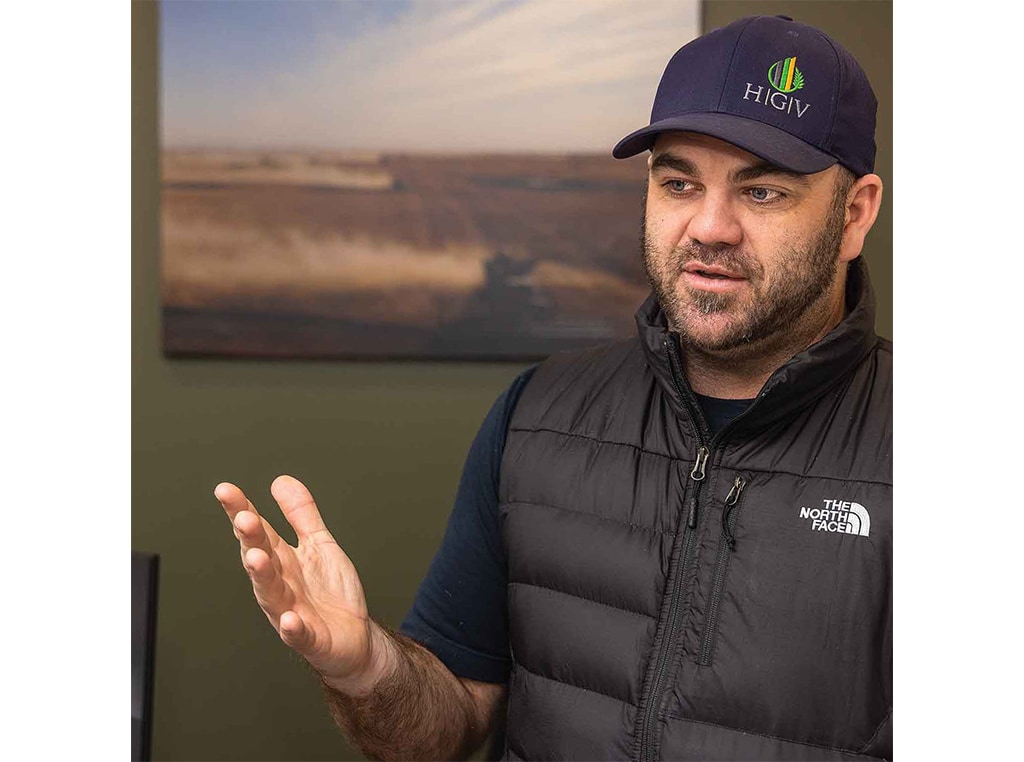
[683,342,813,399]
[680,291,846,400]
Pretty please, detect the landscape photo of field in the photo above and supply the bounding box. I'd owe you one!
[159,0,699,359]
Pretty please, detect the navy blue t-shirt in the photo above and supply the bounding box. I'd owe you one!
[399,365,537,683]
[399,366,752,684]
[694,393,756,438]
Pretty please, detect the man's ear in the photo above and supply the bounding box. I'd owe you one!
[839,173,884,263]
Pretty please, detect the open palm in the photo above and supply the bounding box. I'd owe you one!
[215,475,380,690]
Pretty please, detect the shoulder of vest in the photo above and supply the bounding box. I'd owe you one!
[510,338,649,433]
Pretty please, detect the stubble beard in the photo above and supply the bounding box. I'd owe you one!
[639,189,847,356]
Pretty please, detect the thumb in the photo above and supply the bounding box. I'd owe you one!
[270,475,332,543]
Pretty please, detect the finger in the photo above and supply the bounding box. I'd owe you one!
[214,482,253,522]
[279,610,314,653]
[270,475,333,544]
[216,482,285,547]
[244,547,291,618]
[234,510,279,573]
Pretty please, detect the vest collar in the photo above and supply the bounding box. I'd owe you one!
[635,257,879,439]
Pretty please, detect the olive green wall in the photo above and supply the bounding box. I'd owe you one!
[132,2,891,760]
[133,4,527,759]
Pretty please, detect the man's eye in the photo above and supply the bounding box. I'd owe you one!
[747,187,781,203]
[665,180,691,193]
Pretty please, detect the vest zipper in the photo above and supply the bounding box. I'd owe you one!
[634,340,710,762]
[637,443,707,762]
[638,334,768,751]
[697,476,747,666]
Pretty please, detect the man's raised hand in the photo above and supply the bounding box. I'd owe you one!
[214,475,394,695]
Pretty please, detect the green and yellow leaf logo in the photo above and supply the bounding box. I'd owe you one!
[767,57,804,93]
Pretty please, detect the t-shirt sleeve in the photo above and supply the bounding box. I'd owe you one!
[399,364,537,684]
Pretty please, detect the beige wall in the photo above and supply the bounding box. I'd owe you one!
[132,2,891,759]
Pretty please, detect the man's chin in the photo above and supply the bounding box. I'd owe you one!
[674,310,755,353]
[677,281,746,315]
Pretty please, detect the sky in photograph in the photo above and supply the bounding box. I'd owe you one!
[160,0,700,153]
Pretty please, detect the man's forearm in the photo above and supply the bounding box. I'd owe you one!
[321,622,488,761]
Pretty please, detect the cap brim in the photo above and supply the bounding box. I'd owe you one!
[611,112,837,174]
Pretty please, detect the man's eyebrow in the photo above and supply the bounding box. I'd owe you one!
[650,153,700,178]
[731,162,811,187]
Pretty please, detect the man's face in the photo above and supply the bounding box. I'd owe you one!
[641,132,849,356]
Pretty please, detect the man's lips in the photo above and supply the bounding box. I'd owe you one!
[681,262,745,279]
[679,262,748,292]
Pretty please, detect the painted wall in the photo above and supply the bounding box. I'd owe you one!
[132,2,891,759]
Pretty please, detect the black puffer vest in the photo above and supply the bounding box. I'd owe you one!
[498,259,892,761]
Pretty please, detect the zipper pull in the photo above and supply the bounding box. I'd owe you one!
[686,495,698,529]
[724,476,746,506]
[685,446,709,529]
[721,476,747,550]
[690,446,709,481]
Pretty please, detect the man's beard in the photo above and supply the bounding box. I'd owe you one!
[640,189,847,354]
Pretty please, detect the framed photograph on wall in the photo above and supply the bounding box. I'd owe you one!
[159,0,700,359]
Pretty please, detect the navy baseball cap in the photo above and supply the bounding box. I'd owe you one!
[613,15,877,177]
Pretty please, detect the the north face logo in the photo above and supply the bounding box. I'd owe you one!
[799,499,870,536]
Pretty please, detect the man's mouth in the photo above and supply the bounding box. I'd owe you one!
[682,263,745,280]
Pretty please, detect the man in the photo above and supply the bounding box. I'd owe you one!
[215,15,891,761]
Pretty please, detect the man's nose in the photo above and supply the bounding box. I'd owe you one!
[686,192,743,248]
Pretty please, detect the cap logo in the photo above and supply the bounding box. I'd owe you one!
[767,56,804,93]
